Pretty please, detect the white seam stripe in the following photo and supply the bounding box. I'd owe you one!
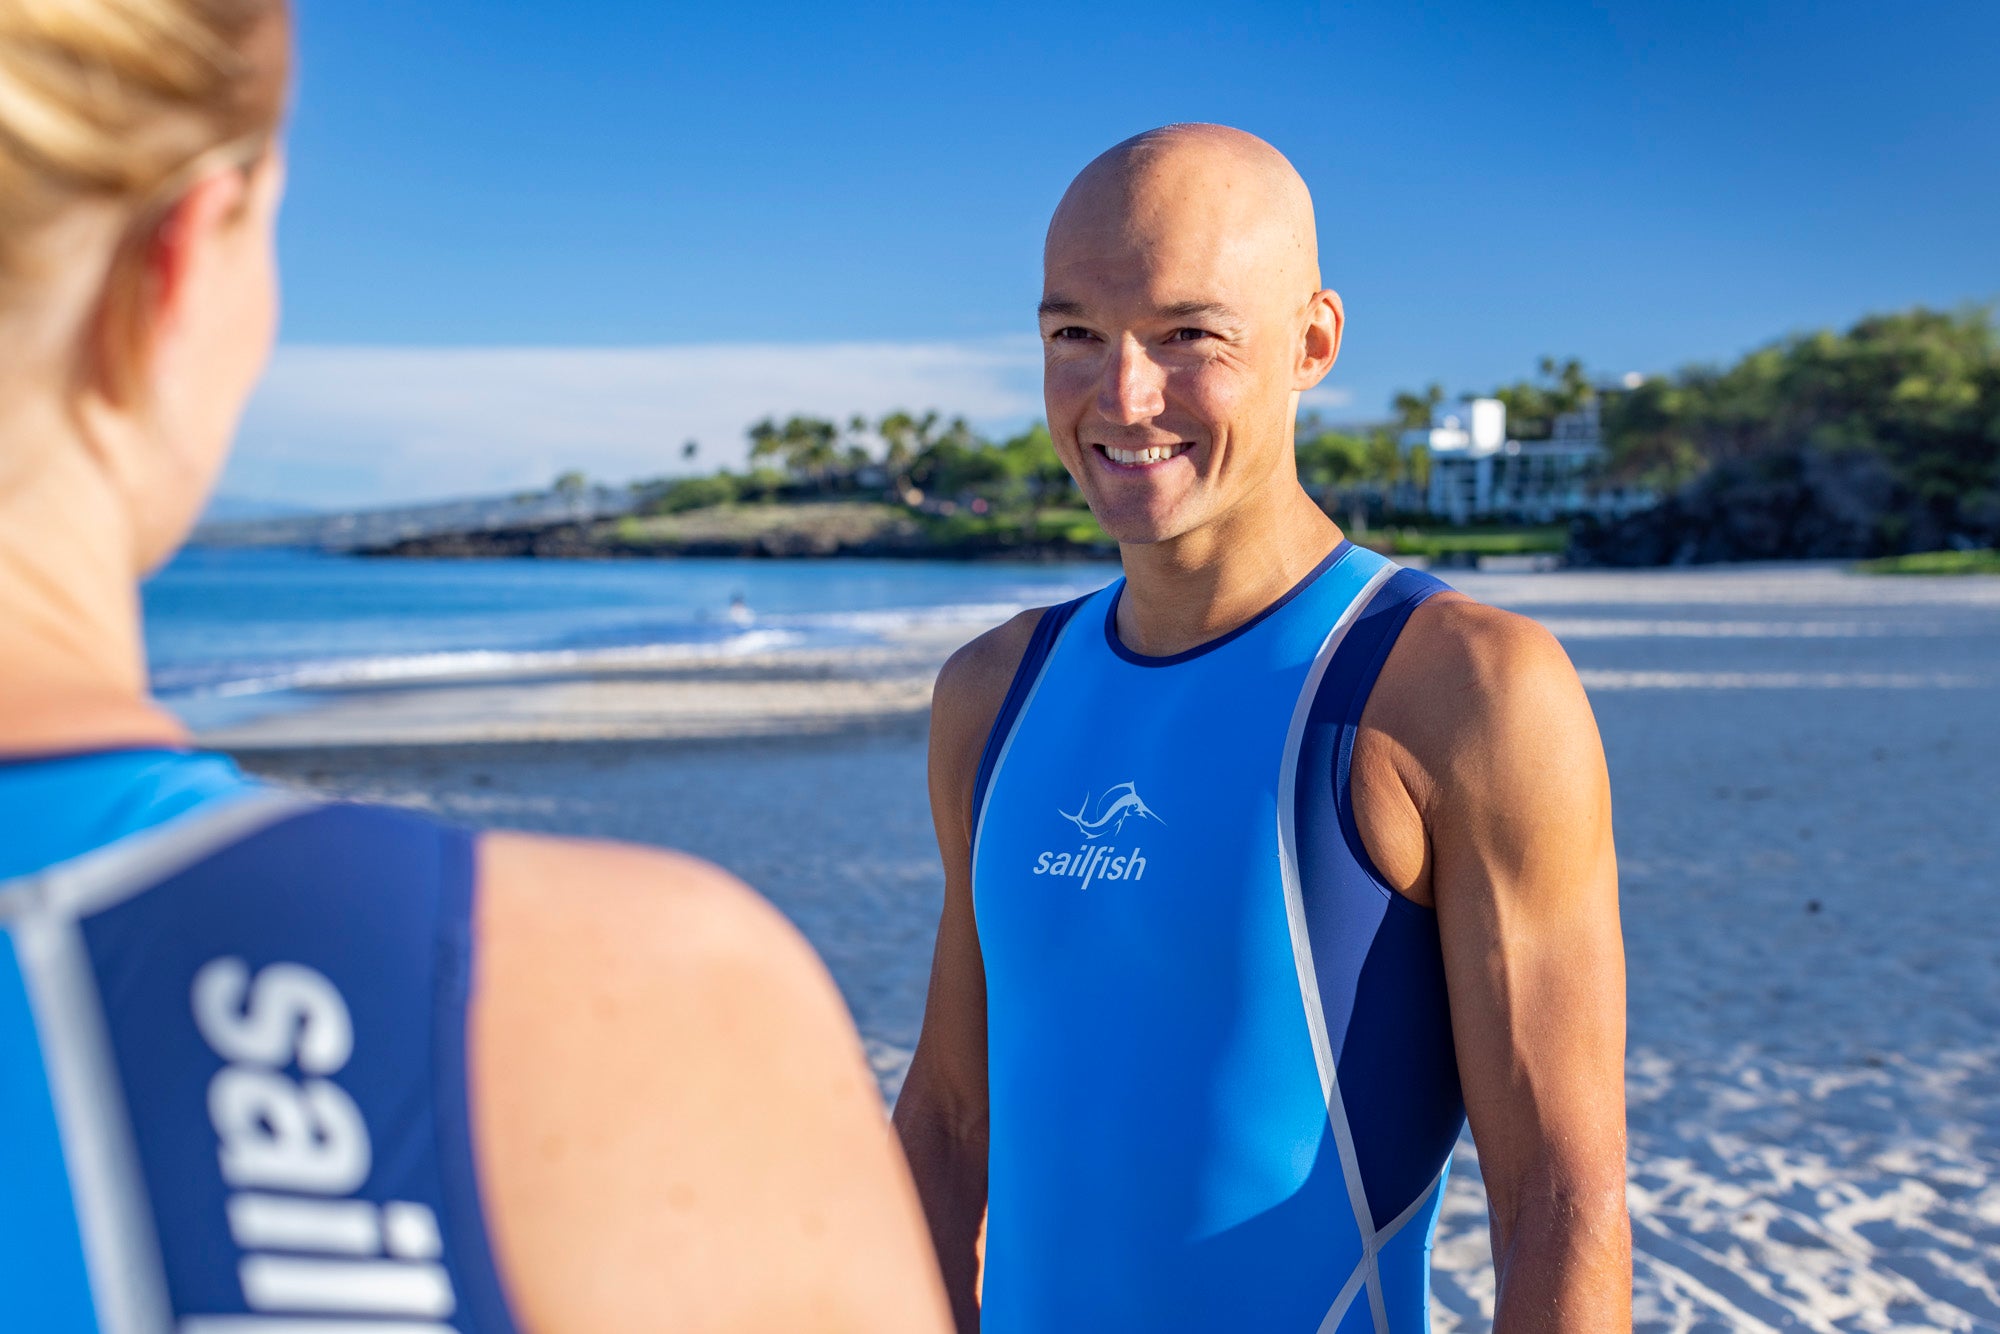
[0,790,311,924]
[1318,1256,1371,1333]
[1375,1163,1449,1249]
[14,912,173,1334]
[0,791,313,1334]
[1276,560,1400,1334]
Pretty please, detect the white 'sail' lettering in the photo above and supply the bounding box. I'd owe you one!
[191,957,456,1322]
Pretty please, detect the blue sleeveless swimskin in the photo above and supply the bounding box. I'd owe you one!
[972,542,1466,1332]
[0,749,518,1333]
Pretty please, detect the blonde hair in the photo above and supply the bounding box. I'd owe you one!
[0,0,288,312]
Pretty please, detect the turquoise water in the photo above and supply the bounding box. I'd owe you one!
[144,547,1117,705]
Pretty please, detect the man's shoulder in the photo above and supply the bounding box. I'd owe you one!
[1400,592,1575,700]
[1380,590,1597,781]
[929,606,1059,760]
[934,608,1047,713]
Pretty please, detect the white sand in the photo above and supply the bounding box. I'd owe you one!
[223,563,2000,1332]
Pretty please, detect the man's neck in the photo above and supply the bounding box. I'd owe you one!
[1114,480,1345,659]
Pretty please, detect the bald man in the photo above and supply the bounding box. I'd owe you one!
[893,125,1631,1332]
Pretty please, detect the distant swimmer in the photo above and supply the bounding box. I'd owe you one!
[728,592,756,627]
[895,125,1631,1331]
[0,4,948,1331]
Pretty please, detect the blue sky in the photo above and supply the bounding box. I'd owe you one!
[230,0,2000,507]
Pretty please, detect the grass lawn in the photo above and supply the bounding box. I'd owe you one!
[919,506,1112,548]
[1854,549,2000,575]
[1356,525,1569,559]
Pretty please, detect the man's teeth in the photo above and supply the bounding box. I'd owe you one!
[1104,443,1188,465]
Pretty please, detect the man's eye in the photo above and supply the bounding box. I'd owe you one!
[1169,328,1213,342]
[1050,327,1095,341]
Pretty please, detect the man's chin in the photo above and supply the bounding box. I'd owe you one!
[1089,498,1200,547]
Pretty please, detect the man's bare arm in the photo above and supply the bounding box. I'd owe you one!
[893,611,1041,1333]
[1395,602,1631,1330]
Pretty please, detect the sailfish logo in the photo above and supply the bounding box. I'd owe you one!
[1059,782,1165,840]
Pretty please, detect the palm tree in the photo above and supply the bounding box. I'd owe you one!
[877,409,940,501]
[1392,383,1445,430]
[748,416,843,488]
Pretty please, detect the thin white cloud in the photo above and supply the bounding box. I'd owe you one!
[223,339,1367,510]
[225,339,1045,509]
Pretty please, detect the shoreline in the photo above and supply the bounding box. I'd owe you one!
[191,620,982,751]
[183,563,2000,753]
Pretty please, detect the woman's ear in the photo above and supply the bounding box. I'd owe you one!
[87,165,254,408]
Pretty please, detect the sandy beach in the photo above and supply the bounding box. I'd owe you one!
[220,563,2000,1333]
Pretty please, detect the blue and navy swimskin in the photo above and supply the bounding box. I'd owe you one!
[972,542,1466,1332]
[0,749,518,1332]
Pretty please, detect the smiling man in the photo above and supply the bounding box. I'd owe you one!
[893,125,1631,1332]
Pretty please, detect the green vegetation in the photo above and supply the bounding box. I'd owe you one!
[1602,306,2000,507]
[1421,306,2000,563]
[574,303,1999,565]
[918,505,1111,553]
[631,413,1090,549]
[608,502,920,555]
[1294,426,1416,493]
[1363,526,1568,560]
[1854,549,2000,575]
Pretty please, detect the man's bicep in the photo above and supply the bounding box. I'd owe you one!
[909,712,985,1104]
[1430,624,1626,1224]
[903,863,989,1117]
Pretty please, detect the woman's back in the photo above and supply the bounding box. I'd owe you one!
[0,2,949,1327]
[1,751,946,1331]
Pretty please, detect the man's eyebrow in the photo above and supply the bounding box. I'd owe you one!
[1158,300,1238,322]
[1038,297,1242,321]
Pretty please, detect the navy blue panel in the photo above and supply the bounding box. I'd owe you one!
[1293,565,1463,1229]
[1338,909,1464,1230]
[969,594,1089,859]
[432,829,520,1331]
[77,804,518,1330]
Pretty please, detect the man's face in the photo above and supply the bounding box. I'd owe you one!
[1040,182,1335,546]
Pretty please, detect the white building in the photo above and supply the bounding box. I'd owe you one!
[1399,399,1653,524]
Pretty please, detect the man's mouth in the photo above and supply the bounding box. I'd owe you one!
[1094,442,1193,468]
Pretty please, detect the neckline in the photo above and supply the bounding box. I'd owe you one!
[0,744,193,770]
[1103,541,1354,668]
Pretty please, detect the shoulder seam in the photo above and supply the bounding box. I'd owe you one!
[0,790,315,927]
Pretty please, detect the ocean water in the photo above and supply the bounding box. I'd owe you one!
[145,547,1118,724]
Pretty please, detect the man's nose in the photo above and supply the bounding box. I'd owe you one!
[1096,337,1166,425]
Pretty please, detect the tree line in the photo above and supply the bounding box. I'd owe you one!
[613,303,1996,558]
[632,411,1078,522]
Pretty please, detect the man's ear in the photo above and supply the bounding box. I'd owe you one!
[1295,289,1344,391]
[88,166,252,407]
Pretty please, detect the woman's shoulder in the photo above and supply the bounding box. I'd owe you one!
[469,829,949,1330]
